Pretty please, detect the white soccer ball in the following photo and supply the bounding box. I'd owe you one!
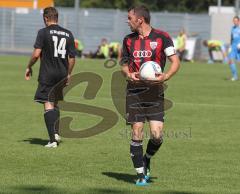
[139,61,162,80]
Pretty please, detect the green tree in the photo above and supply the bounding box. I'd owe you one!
[55,0,74,7]
[54,0,235,12]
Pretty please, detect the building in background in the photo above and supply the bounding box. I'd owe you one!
[210,6,236,45]
[0,8,210,60]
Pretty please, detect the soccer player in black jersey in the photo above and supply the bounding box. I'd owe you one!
[120,5,180,185]
[25,7,76,148]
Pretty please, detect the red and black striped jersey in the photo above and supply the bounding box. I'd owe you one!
[121,28,175,73]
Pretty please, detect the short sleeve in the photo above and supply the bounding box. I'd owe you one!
[34,29,44,49]
[68,32,77,58]
[120,37,130,66]
[162,32,176,57]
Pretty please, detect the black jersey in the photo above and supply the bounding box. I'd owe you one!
[34,24,76,85]
[121,28,175,73]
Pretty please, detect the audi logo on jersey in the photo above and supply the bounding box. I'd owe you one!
[133,50,152,58]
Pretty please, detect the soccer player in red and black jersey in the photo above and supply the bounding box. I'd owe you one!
[25,7,76,148]
[120,5,180,185]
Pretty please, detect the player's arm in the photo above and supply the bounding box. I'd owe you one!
[25,48,41,80]
[25,29,44,81]
[121,64,130,77]
[66,57,75,85]
[220,44,227,60]
[66,33,77,85]
[156,34,180,82]
[68,57,75,75]
[155,54,180,82]
[164,54,180,81]
[121,64,139,81]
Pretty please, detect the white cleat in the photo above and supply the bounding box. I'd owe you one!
[45,142,58,148]
[231,77,238,81]
[55,134,61,143]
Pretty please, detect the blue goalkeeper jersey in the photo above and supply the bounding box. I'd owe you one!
[231,25,240,45]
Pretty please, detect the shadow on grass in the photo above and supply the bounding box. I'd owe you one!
[160,191,203,194]
[5,185,205,194]
[83,188,130,194]
[22,138,48,146]
[82,188,205,194]
[4,185,68,194]
[102,172,157,184]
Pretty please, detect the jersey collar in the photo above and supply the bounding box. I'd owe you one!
[138,27,154,40]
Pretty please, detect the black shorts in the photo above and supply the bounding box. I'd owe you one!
[34,79,66,104]
[126,81,165,124]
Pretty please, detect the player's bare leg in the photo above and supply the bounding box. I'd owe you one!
[143,121,164,180]
[130,122,148,185]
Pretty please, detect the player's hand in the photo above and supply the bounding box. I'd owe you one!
[155,73,169,82]
[25,67,32,80]
[66,74,71,86]
[128,72,140,81]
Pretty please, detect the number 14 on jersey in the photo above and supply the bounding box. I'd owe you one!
[52,36,66,59]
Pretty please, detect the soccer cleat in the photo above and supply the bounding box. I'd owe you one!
[45,142,57,148]
[143,155,151,181]
[136,178,148,186]
[231,77,238,81]
[144,169,151,181]
[55,134,61,143]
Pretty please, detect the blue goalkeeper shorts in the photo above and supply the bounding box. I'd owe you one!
[228,44,240,61]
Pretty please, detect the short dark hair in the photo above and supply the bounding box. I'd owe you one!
[233,16,239,20]
[203,40,208,47]
[43,7,58,22]
[128,5,151,24]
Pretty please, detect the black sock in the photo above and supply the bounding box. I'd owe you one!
[130,139,144,178]
[44,109,58,143]
[145,137,163,161]
[54,107,60,135]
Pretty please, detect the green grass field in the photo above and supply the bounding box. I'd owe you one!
[0,55,240,194]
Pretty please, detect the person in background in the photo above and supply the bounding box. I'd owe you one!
[90,38,109,59]
[176,29,187,61]
[74,39,84,58]
[227,16,240,81]
[109,42,122,60]
[24,7,76,148]
[203,40,228,64]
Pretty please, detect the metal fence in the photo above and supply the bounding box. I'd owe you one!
[0,7,211,58]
